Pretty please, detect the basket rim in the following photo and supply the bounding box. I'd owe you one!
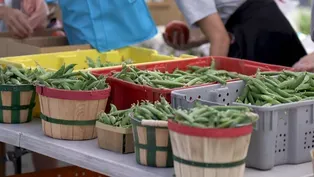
[168,119,252,138]
[36,85,111,100]
[130,114,168,128]
[0,84,34,91]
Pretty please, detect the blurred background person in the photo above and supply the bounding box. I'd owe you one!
[164,0,306,67]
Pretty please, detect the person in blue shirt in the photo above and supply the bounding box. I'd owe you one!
[58,0,157,52]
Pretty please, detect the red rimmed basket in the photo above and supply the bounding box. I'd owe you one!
[168,119,253,177]
[36,85,111,140]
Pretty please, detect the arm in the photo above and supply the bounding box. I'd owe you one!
[189,28,209,46]
[196,13,230,56]
[174,0,230,55]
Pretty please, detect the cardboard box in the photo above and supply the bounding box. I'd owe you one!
[147,0,184,25]
[0,29,61,38]
[0,36,91,57]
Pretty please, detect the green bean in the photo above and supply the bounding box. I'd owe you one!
[98,105,133,127]
[194,67,210,74]
[295,83,311,92]
[113,65,236,89]
[8,66,30,82]
[187,78,202,86]
[64,64,76,74]
[175,110,194,123]
[260,71,281,76]
[269,94,291,103]
[264,77,279,87]
[50,64,65,79]
[247,91,255,104]
[248,84,260,93]
[290,72,306,89]
[205,73,227,85]
[151,80,185,88]
[143,105,167,120]
[87,71,98,81]
[237,85,249,102]
[283,70,298,77]
[252,79,269,94]
[279,79,295,89]
[174,104,258,128]
[310,79,314,87]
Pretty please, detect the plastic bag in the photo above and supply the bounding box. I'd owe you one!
[58,0,157,52]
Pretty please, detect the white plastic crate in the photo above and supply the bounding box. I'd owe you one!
[171,80,314,170]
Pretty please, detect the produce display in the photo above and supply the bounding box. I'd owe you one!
[173,104,258,128]
[86,57,133,68]
[236,71,314,106]
[36,64,108,90]
[98,104,132,128]
[0,65,37,85]
[98,97,174,127]
[113,61,238,89]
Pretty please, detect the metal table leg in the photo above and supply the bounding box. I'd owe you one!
[14,147,22,174]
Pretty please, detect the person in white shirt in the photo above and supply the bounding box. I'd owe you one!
[165,0,306,67]
[293,1,314,72]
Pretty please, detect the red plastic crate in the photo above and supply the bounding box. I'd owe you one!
[92,57,291,110]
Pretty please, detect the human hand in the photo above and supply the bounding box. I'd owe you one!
[293,52,314,72]
[21,0,49,30]
[162,32,207,51]
[2,7,33,38]
[163,21,207,50]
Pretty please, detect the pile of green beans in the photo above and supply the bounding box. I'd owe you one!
[237,71,314,106]
[86,57,133,68]
[113,60,239,89]
[133,97,175,121]
[35,64,108,91]
[0,65,38,85]
[174,104,259,128]
[98,104,132,128]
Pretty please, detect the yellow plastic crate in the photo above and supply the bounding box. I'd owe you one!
[0,46,194,71]
[0,46,195,118]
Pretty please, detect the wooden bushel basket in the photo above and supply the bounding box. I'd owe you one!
[131,117,173,168]
[0,85,35,124]
[168,120,253,177]
[36,85,111,140]
[96,121,134,154]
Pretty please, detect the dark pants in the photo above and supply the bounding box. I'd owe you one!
[226,0,306,67]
